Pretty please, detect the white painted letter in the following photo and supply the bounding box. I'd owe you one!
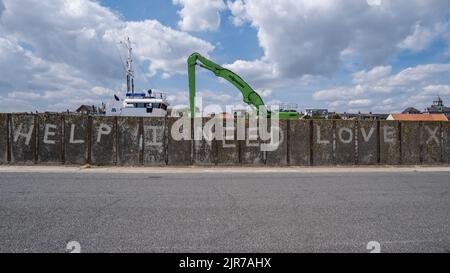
[171,116,191,141]
[360,127,375,142]
[316,126,330,144]
[383,126,395,143]
[425,126,439,145]
[338,127,353,144]
[97,124,112,143]
[14,123,34,146]
[145,126,163,146]
[44,124,57,144]
[70,124,84,144]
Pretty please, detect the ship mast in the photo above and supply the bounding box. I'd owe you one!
[121,37,135,94]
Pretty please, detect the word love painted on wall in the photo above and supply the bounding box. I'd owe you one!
[315,124,440,145]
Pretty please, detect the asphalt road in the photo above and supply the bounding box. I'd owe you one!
[0,170,449,253]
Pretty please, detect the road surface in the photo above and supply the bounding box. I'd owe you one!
[0,167,449,253]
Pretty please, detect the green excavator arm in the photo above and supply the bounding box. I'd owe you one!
[187,52,299,120]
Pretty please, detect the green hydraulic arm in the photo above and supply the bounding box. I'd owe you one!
[188,52,269,118]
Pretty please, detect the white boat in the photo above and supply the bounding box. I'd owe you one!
[106,90,169,117]
[105,37,170,117]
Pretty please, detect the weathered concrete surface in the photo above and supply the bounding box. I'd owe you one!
[358,121,378,165]
[143,117,166,166]
[265,120,288,166]
[194,118,216,165]
[0,114,7,164]
[117,117,141,166]
[91,116,116,166]
[10,114,36,164]
[216,118,239,165]
[335,120,356,165]
[443,122,450,164]
[64,115,88,165]
[5,114,450,167]
[289,120,311,166]
[380,121,401,165]
[38,114,62,164]
[420,122,442,164]
[401,121,421,165]
[241,119,264,165]
[312,120,334,165]
[167,117,191,166]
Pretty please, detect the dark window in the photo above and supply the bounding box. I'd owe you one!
[134,103,147,108]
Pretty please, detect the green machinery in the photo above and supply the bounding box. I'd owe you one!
[187,52,300,120]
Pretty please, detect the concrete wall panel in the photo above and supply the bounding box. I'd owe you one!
[358,121,378,165]
[143,117,166,166]
[421,122,442,164]
[335,120,356,165]
[379,121,401,165]
[117,117,141,166]
[167,117,192,166]
[241,119,264,165]
[38,114,62,164]
[265,120,288,166]
[312,120,334,166]
[10,114,36,164]
[0,114,7,164]
[217,118,239,165]
[289,120,311,166]
[194,118,216,165]
[91,116,116,166]
[443,122,450,164]
[64,115,88,165]
[401,121,421,165]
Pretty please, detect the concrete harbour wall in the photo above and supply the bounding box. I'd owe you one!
[1,113,449,166]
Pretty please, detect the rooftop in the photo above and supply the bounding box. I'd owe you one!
[387,114,448,121]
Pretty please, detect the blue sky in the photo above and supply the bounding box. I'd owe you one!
[1,0,450,114]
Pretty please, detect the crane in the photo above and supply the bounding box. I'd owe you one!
[187,53,299,120]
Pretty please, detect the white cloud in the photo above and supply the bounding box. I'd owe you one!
[398,22,450,53]
[226,0,450,83]
[366,0,381,6]
[313,85,366,102]
[399,24,436,52]
[173,0,226,32]
[423,85,450,96]
[91,86,114,96]
[388,64,450,86]
[165,88,246,115]
[223,58,321,92]
[348,99,372,107]
[227,0,246,26]
[352,66,392,84]
[256,89,272,98]
[223,59,277,84]
[0,0,214,112]
[313,63,450,112]
[120,20,214,75]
